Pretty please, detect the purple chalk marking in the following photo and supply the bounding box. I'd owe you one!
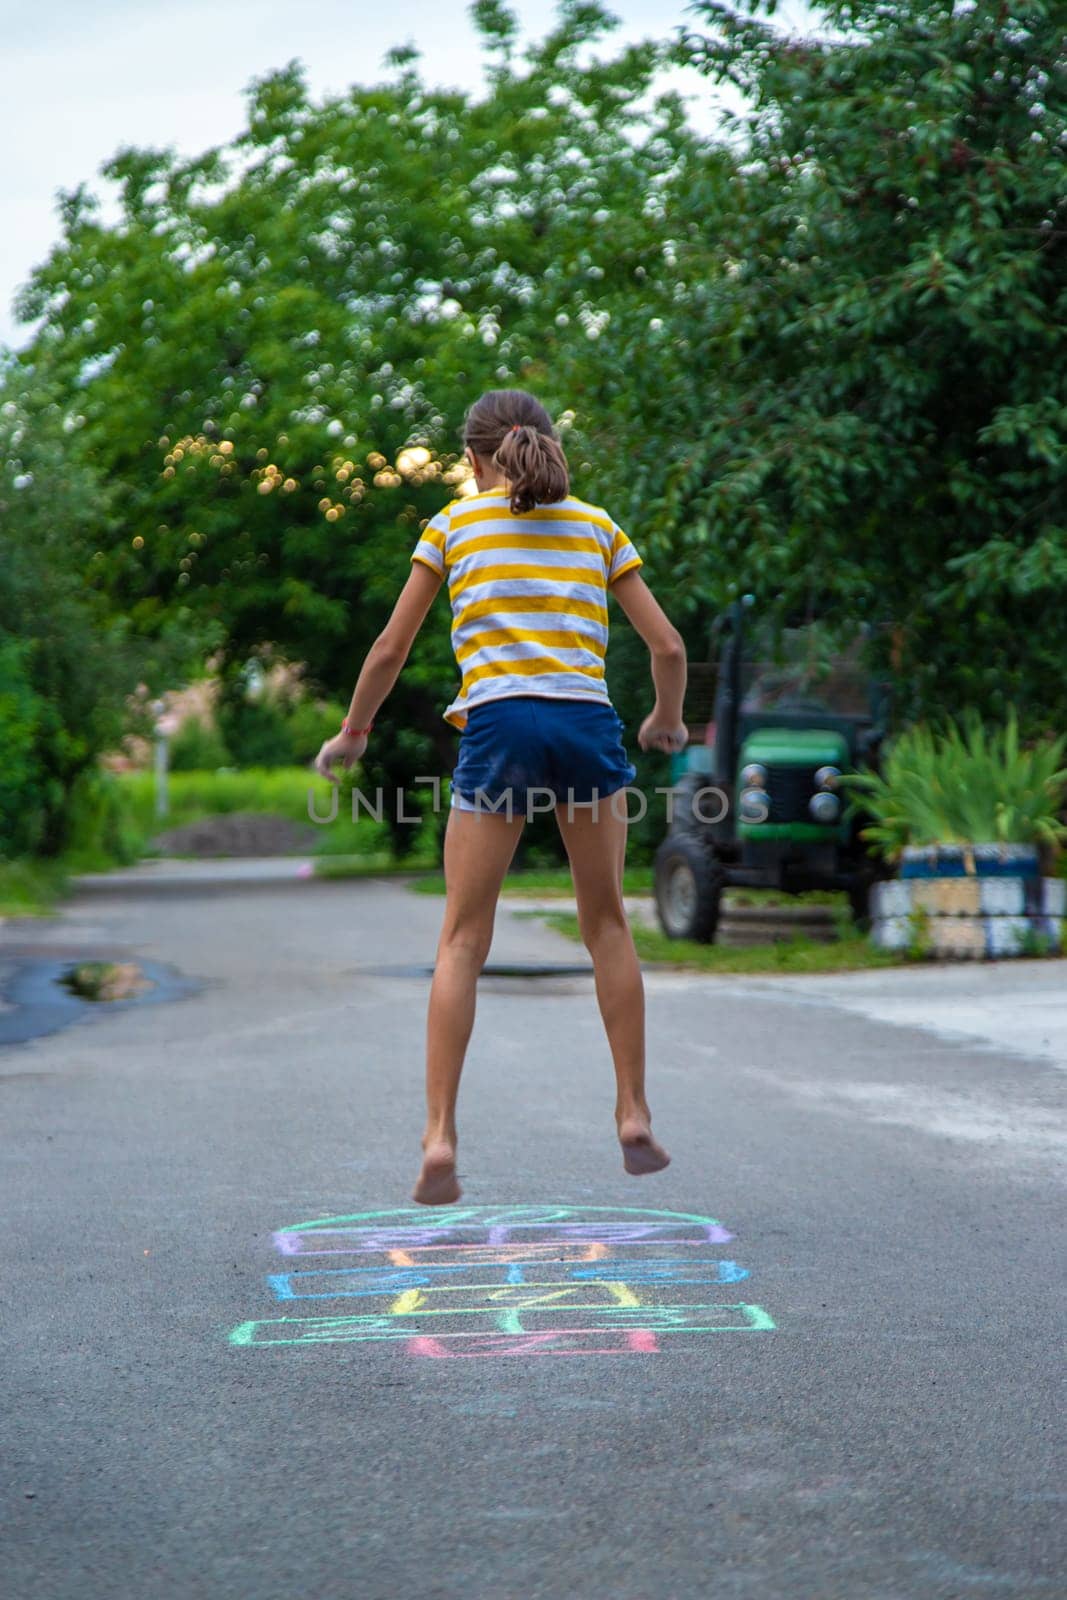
[280,1205,739,1235]
[275,1224,733,1255]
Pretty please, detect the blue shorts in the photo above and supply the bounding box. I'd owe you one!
[450,696,637,814]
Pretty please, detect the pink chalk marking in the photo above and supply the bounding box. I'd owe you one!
[405,1328,661,1358]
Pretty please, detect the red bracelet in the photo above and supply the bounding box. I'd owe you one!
[341,718,373,737]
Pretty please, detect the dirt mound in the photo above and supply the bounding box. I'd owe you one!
[153,812,317,858]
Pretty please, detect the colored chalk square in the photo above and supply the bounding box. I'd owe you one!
[275,1218,735,1255]
[230,1304,775,1346]
[406,1330,661,1358]
[268,1257,748,1301]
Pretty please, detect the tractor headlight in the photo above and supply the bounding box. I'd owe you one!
[740,763,768,789]
[739,788,771,823]
[814,765,841,790]
[809,791,841,823]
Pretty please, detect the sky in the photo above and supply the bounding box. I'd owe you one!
[0,0,818,351]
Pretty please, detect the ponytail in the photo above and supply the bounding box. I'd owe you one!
[492,425,569,515]
[463,389,570,515]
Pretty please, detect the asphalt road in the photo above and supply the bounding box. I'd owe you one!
[3,871,1065,1600]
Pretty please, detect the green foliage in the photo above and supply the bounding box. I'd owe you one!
[215,694,296,769]
[116,765,394,858]
[11,5,697,811]
[844,710,1067,855]
[0,857,68,916]
[580,0,1067,725]
[5,0,1067,879]
[0,393,124,856]
[168,716,233,772]
[0,362,202,857]
[284,697,347,765]
[62,769,147,870]
[168,687,345,770]
[0,636,47,855]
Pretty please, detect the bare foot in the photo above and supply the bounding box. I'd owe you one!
[618,1115,671,1176]
[413,1140,462,1206]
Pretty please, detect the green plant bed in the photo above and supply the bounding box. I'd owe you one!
[535,911,905,974]
[844,711,1067,856]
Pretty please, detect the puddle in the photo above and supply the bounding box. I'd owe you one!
[0,955,200,1047]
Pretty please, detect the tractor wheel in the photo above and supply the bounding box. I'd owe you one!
[654,834,725,943]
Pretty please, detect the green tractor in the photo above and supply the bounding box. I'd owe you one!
[653,600,890,942]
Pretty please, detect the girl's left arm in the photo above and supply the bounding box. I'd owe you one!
[314,562,443,782]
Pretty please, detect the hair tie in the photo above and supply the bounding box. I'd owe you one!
[510,424,522,433]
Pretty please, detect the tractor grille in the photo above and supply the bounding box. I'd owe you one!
[764,765,817,823]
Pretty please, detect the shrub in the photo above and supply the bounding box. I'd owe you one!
[216,695,296,768]
[844,711,1067,858]
[168,716,233,772]
[0,636,48,857]
[62,769,146,870]
[285,698,347,765]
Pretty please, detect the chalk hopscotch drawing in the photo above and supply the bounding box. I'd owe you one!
[228,1206,776,1358]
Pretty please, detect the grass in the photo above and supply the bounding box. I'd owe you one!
[408,865,657,896]
[312,853,436,880]
[116,767,404,859]
[533,910,905,974]
[404,863,893,971]
[0,858,70,917]
[408,865,847,908]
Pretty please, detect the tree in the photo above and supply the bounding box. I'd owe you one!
[582,0,1066,727]
[12,5,710,846]
[0,363,192,855]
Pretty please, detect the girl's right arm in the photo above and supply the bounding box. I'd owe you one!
[610,571,688,753]
[313,561,442,781]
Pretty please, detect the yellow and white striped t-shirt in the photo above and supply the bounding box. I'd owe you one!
[411,490,643,729]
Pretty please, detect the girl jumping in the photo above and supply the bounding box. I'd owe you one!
[315,390,688,1205]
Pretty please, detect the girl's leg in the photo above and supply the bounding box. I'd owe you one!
[414,804,526,1204]
[554,798,670,1175]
